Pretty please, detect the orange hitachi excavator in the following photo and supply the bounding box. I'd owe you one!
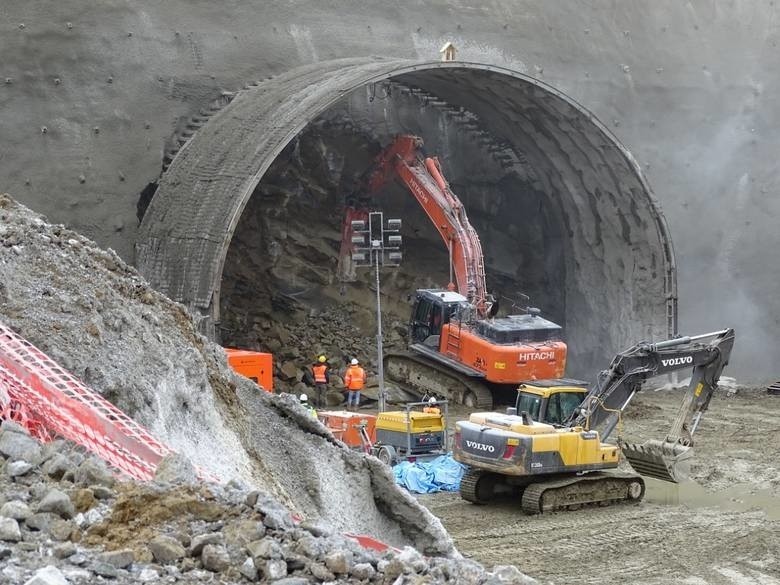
[340,135,568,409]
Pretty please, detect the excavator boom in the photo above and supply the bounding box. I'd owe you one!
[340,135,491,315]
[570,328,735,482]
[339,135,567,404]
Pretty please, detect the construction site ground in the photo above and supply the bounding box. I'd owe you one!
[413,388,780,584]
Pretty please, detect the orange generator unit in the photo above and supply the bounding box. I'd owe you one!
[318,411,377,450]
[225,348,273,392]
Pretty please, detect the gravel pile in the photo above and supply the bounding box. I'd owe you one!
[0,421,535,584]
[0,193,453,553]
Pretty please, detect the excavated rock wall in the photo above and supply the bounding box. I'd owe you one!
[0,194,455,554]
[1,1,776,374]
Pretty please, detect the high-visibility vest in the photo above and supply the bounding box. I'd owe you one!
[344,366,366,390]
[312,364,328,383]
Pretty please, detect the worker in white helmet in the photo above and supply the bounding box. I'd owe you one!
[343,358,366,411]
[423,396,441,414]
[299,393,317,418]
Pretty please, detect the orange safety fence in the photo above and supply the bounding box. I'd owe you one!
[0,321,394,551]
[0,320,217,482]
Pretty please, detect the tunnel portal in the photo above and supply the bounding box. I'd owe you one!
[136,59,676,374]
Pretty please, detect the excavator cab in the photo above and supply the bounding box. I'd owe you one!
[513,380,589,426]
[410,289,469,346]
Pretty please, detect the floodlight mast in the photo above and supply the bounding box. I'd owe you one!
[351,212,402,412]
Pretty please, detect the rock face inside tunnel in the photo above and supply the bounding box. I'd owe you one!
[137,59,675,375]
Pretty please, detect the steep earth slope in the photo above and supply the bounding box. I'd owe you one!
[0,193,451,554]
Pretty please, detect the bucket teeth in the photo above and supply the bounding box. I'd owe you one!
[621,439,693,483]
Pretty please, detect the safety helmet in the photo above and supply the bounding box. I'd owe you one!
[318,355,327,363]
[351,358,359,365]
[299,393,308,403]
[428,397,437,404]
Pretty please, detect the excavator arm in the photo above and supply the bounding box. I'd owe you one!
[568,328,735,481]
[339,135,493,317]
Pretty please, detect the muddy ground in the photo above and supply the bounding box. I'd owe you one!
[419,388,780,584]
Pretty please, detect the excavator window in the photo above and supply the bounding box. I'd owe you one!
[515,392,542,422]
[546,391,586,426]
[431,305,444,335]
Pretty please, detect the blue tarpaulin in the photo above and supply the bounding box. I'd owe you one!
[392,454,466,494]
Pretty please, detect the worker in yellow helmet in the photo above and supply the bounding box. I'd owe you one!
[310,355,330,407]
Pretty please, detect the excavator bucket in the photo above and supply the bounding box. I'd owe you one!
[621,439,694,483]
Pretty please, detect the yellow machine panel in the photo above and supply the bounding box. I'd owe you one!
[376,411,444,433]
[468,412,555,435]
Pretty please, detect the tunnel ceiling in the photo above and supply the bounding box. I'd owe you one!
[136,57,677,363]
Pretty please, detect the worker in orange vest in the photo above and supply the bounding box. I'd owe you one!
[343,358,366,411]
[310,355,330,407]
[423,396,441,415]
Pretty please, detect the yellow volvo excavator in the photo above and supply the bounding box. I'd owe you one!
[452,328,735,513]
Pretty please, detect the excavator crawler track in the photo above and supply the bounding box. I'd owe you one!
[384,351,493,409]
[520,472,645,515]
[459,469,498,504]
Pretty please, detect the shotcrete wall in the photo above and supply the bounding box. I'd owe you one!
[1,1,778,378]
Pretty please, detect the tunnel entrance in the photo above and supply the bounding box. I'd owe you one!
[136,59,676,382]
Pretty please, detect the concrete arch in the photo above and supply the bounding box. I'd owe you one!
[136,58,677,361]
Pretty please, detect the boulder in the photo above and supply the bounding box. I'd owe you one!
[0,517,21,542]
[22,566,69,585]
[0,430,42,462]
[189,532,225,556]
[154,453,197,485]
[0,500,32,521]
[201,544,231,572]
[74,457,114,487]
[149,535,186,564]
[98,548,135,569]
[38,488,76,519]
[6,460,33,476]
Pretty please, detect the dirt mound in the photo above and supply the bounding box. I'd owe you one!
[0,193,454,554]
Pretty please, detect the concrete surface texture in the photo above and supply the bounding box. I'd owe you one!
[1,1,778,378]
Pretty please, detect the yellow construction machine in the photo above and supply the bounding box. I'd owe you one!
[453,328,735,513]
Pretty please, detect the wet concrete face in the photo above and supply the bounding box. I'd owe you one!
[217,70,672,374]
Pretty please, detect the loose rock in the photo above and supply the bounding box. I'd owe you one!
[7,460,34,477]
[23,565,69,585]
[0,500,32,520]
[154,453,197,485]
[240,557,258,580]
[0,430,42,462]
[259,558,288,580]
[0,517,21,542]
[74,458,114,488]
[189,531,224,556]
[201,543,231,572]
[38,488,76,519]
[98,548,135,568]
[148,535,186,564]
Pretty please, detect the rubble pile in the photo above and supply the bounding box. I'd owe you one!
[0,422,535,584]
[254,304,411,401]
[0,194,455,554]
